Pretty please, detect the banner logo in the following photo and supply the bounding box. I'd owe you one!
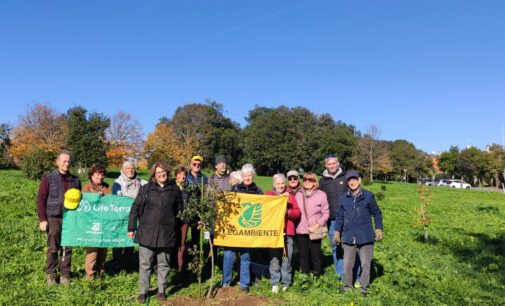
[238,202,262,228]
[91,222,101,232]
[77,200,91,212]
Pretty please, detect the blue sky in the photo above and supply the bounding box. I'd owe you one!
[1,0,504,154]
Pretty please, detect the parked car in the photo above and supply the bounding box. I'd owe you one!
[435,179,451,187]
[422,178,433,186]
[449,180,471,189]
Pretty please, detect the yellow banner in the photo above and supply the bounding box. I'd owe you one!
[214,193,287,248]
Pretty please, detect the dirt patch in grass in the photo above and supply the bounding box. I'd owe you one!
[162,287,286,305]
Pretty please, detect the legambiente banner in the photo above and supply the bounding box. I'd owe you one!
[61,193,138,247]
[213,193,287,248]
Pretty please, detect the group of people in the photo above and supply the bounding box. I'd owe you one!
[37,151,383,303]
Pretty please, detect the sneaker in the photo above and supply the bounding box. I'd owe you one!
[157,293,167,301]
[282,286,288,292]
[60,276,71,286]
[241,287,249,294]
[361,291,367,297]
[271,285,279,293]
[138,294,146,304]
[47,273,57,287]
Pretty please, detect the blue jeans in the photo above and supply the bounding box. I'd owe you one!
[222,247,250,288]
[329,220,360,281]
[269,236,294,287]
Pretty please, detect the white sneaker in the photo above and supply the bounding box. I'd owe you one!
[272,285,279,293]
[282,286,288,292]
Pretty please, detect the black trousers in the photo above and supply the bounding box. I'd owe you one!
[296,234,322,278]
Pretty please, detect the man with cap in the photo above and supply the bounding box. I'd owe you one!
[208,155,230,191]
[37,150,81,286]
[186,155,208,186]
[318,154,347,279]
[286,170,302,196]
[334,171,383,297]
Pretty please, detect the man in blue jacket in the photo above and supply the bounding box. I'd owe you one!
[334,171,383,296]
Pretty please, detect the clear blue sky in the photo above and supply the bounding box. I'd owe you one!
[1,0,504,154]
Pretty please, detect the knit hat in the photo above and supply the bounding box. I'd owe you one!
[215,155,227,165]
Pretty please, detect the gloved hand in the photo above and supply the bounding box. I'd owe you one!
[333,231,341,245]
[375,229,383,241]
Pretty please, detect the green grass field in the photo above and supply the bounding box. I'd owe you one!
[1,169,504,305]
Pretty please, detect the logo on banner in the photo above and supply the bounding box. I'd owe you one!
[238,203,262,228]
[91,223,101,232]
[77,200,91,212]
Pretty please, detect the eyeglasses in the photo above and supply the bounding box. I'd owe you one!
[303,178,316,183]
[325,154,337,160]
[288,176,299,181]
[191,163,201,167]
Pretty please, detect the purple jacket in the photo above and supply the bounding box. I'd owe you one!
[295,188,329,235]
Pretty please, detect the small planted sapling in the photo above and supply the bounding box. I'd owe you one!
[415,186,433,243]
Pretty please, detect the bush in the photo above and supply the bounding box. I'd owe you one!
[20,146,56,180]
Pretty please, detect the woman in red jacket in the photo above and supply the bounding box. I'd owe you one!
[265,173,301,293]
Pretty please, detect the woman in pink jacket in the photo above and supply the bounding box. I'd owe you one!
[295,172,329,278]
[265,173,301,293]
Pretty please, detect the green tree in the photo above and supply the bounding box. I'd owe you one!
[20,146,56,180]
[437,146,460,177]
[66,106,110,168]
[167,100,242,169]
[390,140,432,182]
[0,123,14,168]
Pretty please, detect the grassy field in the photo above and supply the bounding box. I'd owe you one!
[1,169,504,305]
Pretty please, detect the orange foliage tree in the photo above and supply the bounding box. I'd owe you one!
[144,123,198,168]
[10,102,67,165]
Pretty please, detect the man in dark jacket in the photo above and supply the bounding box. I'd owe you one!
[186,155,208,186]
[37,151,81,286]
[318,154,347,279]
[334,171,383,296]
[208,155,230,191]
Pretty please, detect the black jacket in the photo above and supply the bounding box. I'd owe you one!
[231,182,263,194]
[318,169,347,220]
[128,179,182,248]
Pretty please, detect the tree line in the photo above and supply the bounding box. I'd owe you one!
[1,101,504,187]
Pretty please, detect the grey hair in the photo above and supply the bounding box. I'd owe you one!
[122,159,137,170]
[272,173,286,185]
[230,171,243,183]
[241,163,256,177]
[57,150,72,161]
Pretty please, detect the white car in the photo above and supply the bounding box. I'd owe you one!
[449,180,471,189]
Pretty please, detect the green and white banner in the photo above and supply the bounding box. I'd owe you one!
[61,193,138,247]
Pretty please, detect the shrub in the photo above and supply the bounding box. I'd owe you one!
[20,146,56,180]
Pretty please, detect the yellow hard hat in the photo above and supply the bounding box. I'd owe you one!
[64,188,81,210]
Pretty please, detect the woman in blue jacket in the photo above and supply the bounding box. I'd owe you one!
[334,171,383,297]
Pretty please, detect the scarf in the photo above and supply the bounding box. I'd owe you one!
[115,170,142,197]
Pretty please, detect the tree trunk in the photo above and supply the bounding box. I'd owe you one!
[207,238,215,299]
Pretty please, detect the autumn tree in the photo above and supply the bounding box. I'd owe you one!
[105,111,144,167]
[352,125,391,183]
[10,102,67,165]
[66,106,110,168]
[144,123,198,168]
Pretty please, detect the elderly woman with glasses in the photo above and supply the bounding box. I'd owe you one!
[295,172,329,278]
[222,163,263,294]
[265,174,301,293]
